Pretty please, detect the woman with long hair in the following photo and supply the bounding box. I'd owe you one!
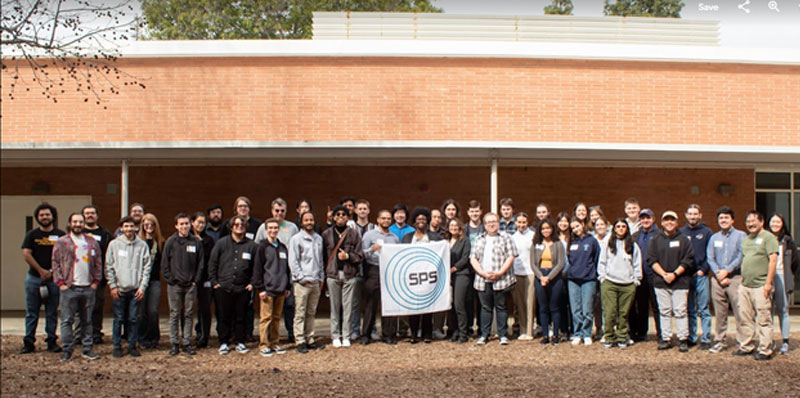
[588,206,605,232]
[573,203,589,224]
[446,218,472,343]
[191,212,216,349]
[768,213,799,355]
[138,213,164,349]
[532,218,566,345]
[556,211,573,339]
[598,218,642,349]
[441,199,461,222]
[566,217,601,346]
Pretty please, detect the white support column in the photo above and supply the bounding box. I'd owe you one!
[121,159,129,217]
[490,157,498,214]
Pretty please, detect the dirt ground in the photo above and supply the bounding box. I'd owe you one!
[3,334,799,397]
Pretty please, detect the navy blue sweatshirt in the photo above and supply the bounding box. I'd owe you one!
[567,234,600,282]
[633,225,659,277]
[679,222,712,274]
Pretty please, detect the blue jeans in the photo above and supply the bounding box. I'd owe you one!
[688,273,712,344]
[534,269,564,339]
[24,274,60,346]
[477,283,510,338]
[773,273,791,340]
[112,290,140,349]
[567,279,596,339]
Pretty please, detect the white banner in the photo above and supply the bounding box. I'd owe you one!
[380,241,451,316]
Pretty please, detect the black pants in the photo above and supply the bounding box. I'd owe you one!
[92,279,107,339]
[449,274,472,337]
[409,313,433,340]
[215,288,248,345]
[629,275,661,341]
[360,265,381,339]
[194,284,213,345]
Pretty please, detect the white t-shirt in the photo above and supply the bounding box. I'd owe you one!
[511,230,534,275]
[482,235,498,271]
[71,233,91,286]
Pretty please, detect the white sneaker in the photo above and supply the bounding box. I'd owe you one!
[259,348,274,357]
[218,343,230,355]
[499,337,510,345]
[584,337,592,346]
[476,336,487,345]
[548,330,554,338]
[273,346,287,355]
[571,337,582,346]
[235,343,248,354]
[518,334,533,341]
[600,336,605,343]
[332,338,342,348]
[342,338,351,348]
[709,342,726,354]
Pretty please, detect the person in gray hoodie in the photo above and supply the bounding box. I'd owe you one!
[105,216,151,358]
[597,218,642,349]
[252,218,292,357]
[288,211,325,354]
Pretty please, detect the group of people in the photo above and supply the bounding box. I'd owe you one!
[20,196,797,361]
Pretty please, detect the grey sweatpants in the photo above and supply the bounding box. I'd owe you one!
[167,284,196,346]
[655,287,689,342]
[327,274,361,340]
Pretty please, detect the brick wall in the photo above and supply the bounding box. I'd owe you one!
[2,57,798,146]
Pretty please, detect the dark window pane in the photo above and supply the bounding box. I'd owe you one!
[756,192,790,225]
[756,172,790,190]
[795,173,800,189]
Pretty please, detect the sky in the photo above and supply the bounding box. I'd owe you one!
[432,0,800,48]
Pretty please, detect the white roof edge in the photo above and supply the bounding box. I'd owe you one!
[107,40,798,65]
[3,141,800,154]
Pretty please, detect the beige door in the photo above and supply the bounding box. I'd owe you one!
[1,195,92,311]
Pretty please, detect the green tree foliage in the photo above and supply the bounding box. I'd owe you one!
[142,0,442,40]
[603,0,683,18]
[544,0,573,15]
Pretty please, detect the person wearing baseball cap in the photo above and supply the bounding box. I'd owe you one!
[647,210,695,352]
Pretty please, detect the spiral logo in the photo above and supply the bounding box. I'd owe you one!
[383,246,447,311]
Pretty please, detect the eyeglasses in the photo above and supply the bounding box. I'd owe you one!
[273,209,286,213]
[232,223,245,228]
[143,223,155,227]
[334,212,347,217]
[236,204,249,208]
[484,220,498,225]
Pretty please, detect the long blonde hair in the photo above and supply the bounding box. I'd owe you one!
[138,213,165,250]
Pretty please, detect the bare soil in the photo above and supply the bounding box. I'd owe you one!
[2,334,799,397]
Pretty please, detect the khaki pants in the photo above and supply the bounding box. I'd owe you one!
[511,275,536,336]
[293,282,321,345]
[736,285,773,355]
[710,275,741,344]
[259,295,284,349]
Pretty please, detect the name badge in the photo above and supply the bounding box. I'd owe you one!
[92,235,102,242]
[48,235,60,242]
[755,238,763,245]
[570,244,579,251]
[245,233,254,240]
[91,249,96,256]
[279,252,287,259]
[696,234,704,240]
[687,236,692,240]
[186,246,196,253]
[535,244,544,250]
[242,252,251,260]
[118,250,128,258]
[669,241,680,248]
[714,240,724,248]
[203,281,212,288]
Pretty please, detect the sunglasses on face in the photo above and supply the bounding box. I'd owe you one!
[334,212,347,217]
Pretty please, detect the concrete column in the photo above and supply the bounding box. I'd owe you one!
[121,159,129,217]
[490,157,498,214]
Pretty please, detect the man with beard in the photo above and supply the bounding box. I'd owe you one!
[289,211,326,353]
[52,213,103,361]
[402,207,444,343]
[323,206,364,348]
[205,204,224,242]
[220,196,262,240]
[360,209,400,345]
[114,203,145,236]
[82,205,114,345]
[21,203,65,354]
[679,204,713,350]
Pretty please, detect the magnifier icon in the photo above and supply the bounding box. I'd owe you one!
[768,0,780,12]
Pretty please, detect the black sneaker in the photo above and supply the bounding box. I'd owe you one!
[687,340,697,348]
[658,341,672,350]
[82,351,100,360]
[307,341,324,350]
[129,347,141,357]
[47,343,62,353]
[699,342,711,351]
[60,351,72,361]
[196,340,208,349]
[287,336,296,344]
[93,336,103,345]
[539,337,550,345]
[679,341,689,353]
[754,352,772,361]
[296,343,309,354]
[169,344,180,356]
[112,347,123,358]
[383,336,397,345]
[20,343,35,354]
[183,345,196,356]
[732,349,754,357]
[360,336,370,345]
[458,336,469,344]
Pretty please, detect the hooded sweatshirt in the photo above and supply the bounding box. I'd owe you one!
[161,232,204,287]
[647,229,695,290]
[679,222,713,274]
[105,234,152,293]
[252,239,291,297]
[598,238,642,286]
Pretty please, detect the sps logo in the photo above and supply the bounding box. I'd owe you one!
[383,246,447,311]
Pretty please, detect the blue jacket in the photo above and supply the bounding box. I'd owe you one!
[633,225,660,277]
[567,235,600,282]
[679,222,713,274]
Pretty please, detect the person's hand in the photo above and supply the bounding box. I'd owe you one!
[259,291,267,300]
[697,270,704,277]
[134,289,145,301]
[39,269,52,281]
[541,276,550,286]
[663,273,675,284]
[717,270,729,281]
[284,290,291,298]
[110,287,120,301]
[720,278,731,288]
[764,282,773,299]
[90,283,98,290]
[371,243,382,252]
[246,284,253,291]
[337,249,349,261]
[213,284,220,289]
[60,285,68,291]
[450,267,457,273]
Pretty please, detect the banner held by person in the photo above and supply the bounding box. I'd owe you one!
[380,241,451,316]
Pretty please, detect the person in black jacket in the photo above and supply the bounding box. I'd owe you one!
[647,211,695,352]
[161,213,205,356]
[191,212,216,349]
[401,207,444,343]
[445,218,472,343]
[208,215,258,355]
[253,218,292,357]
